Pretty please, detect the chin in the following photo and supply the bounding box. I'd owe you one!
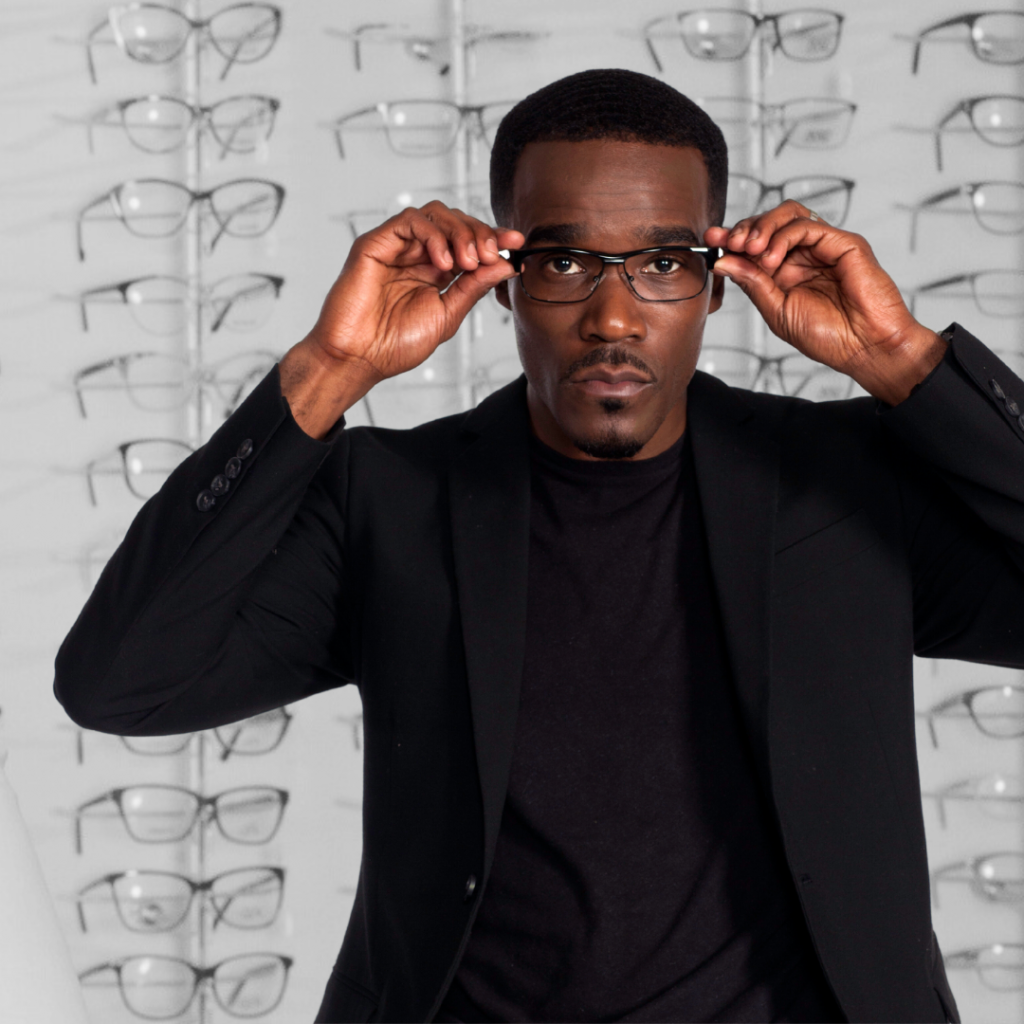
[570,424,647,460]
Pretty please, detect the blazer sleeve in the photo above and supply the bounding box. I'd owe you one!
[53,365,354,736]
[879,323,1024,665]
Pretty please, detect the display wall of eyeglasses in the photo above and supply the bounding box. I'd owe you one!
[0,0,1022,1020]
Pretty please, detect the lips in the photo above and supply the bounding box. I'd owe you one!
[570,367,653,398]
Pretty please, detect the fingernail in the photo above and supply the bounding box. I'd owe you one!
[748,229,760,240]
[484,238,498,254]
[468,243,479,262]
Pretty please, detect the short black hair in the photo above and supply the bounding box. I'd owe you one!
[490,68,728,228]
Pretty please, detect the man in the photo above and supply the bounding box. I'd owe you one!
[54,68,1024,1022]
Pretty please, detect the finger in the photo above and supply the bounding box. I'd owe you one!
[712,252,786,327]
[382,210,456,273]
[439,256,518,326]
[753,219,865,277]
[721,199,819,255]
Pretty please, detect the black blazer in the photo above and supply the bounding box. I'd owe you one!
[56,323,1024,1023]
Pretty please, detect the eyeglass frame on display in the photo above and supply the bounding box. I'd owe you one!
[328,99,517,160]
[726,173,854,226]
[73,783,290,854]
[85,438,195,506]
[931,852,1024,909]
[85,2,282,84]
[78,952,294,1020]
[327,22,547,75]
[900,181,1024,251]
[506,245,723,304]
[921,774,1024,828]
[75,707,293,764]
[76,177,286,261]
[72,349,279,419]
[643,7,845,71]
[76,272,285,334]
[695,344,857,400]
[697,96,857,158]
[84,94,280,158]
[906,269,1024,319]
[932,94,1024,172]
[76,865,286,933]
[944,944,1024,992]
[922,684,1024,748]
[911,10,1024,74]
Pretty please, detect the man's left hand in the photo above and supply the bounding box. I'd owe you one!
[705,201,948,405]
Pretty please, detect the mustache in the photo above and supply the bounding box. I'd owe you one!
[560,346,655,382]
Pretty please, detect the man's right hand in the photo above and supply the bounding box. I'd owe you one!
[278,202,525,439]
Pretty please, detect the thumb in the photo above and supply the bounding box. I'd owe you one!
[440,259,516,326]
[714,253,785,326]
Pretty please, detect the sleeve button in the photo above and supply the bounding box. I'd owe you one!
[1008,400,1020,416]
[210,474,230,496]
[991,379,1006,400]
[225,456,242,479]
[463,874,477,901]
[196,490,216,512]
[237,438,254,459]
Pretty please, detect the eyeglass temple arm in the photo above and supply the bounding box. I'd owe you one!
[216,10,279,81]
[76,194,111,261]
[930,860,969,908]
[84,20,109,84]
[912,14,975,75]
[73,792,114,853]
[641,18,667,74]
[933,104,964,173]
[908,187,962,252]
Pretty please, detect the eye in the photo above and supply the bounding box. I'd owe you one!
[542,254,587,275]
[640,255,684,275]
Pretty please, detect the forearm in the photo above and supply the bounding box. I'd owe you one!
[54,367,344,734]
[278,334,382,440]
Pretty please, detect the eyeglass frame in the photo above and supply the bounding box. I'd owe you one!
[86,94,281,158]
[75,707,292,763]
[76,177,286,261]
[86,2,283,84]
[73,783,290,854]
[907,269,1024,319]
[78,952,294,1020]
[931,852,1024,909]
[644,8,845,71]
[76,865,286,933]
[506,245,723,304]
[945,944,1024,991]
[85,437,195,506]
[933,94,1024,172]
[903,181,1024,251]
[921,774,1024,828]
[912,10,1024,74]
[697,343,856,399]
[923,684,1024,748]
[727,173,855,225]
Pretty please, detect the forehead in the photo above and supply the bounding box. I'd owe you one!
[509,138,712,246]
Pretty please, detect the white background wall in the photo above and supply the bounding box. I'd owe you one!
[0,0,1022,1021]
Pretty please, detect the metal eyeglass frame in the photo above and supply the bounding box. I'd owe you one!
[907,270,1024,319]
[923,684,1024,748]
[903,181,1024,252]
[86,2,282,84]
[506,245,723,304]
[76,865,286,933]
[931,852,1024,909]
[932,94,1024,172]
[85,438,195,506]
[912,10,1024,74]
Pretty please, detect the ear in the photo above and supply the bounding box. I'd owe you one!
[707,272,725,314]
[494,278,512,310]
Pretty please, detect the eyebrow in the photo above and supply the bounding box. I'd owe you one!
[523,223,702,248]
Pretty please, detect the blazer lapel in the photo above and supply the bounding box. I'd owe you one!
[688,371,779,779]
[448,378,531,872]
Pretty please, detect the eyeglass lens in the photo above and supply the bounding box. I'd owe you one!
[969,684,1024,737]
[122,440,192,499]
[696,345,854,402]
[119,96,277,155]
[726,175,853,226]
[119,708,289,755]
[676,9,842,62]
[518,249,709,303]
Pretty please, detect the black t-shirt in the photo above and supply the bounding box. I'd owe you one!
[439,432,843,1023]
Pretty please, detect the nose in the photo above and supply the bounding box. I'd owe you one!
[577,264,647,345]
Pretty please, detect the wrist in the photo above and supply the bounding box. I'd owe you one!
[847,322,948,406]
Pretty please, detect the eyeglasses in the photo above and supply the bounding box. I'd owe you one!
[73,350,277,418]
[334,186,491,240]
[907,270,1024,319]
[727,173,854,226]
[644,8,844,70]
[76,865,285,933]
[76,707,292,764]
[932,852,1024,909]
[507,246,722,304]
[79,952,292,1019]
[933,95,1024,172]
[86,3,282,84]
[945,944,1024,992]
[86,94,279,158]
[85,438,194,505]
[923,684,1024,748]
[912,11,1024,74]
[698,96,857,157]
[696,344,856,401]
[903,181,1024,251]
[77,272,284,335]
[74,784,289,854]
[327,22,546,75]
[922,773,1024,828]
[329,100,516,159]
[76,177,286,260]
